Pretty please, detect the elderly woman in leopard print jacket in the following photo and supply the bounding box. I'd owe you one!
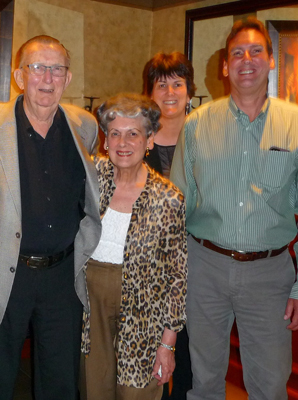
[81,93,187,400]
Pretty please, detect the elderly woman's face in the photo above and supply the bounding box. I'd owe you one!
[104,115,153,170]
[151,74,190,119]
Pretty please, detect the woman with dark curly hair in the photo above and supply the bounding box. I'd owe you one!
[82,93,187,400]
[142,52,196,179]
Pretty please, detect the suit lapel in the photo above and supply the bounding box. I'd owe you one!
[62,107,100,217]
[65,114,96,181]
[0,99,21,217]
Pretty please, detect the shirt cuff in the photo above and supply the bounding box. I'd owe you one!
[290,280,298,299]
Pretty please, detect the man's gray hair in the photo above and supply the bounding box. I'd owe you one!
[17,35,70,68]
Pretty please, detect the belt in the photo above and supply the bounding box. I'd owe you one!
[19,243,74,269]
[192,236,288,262]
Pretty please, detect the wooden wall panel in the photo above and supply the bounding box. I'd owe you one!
[0,1,13,102]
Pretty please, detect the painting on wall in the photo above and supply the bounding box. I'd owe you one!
[267,21,298,103]
[279,38,298,102]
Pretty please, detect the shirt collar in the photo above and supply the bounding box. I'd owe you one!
[228,94,270,122]
[15,95,62,138]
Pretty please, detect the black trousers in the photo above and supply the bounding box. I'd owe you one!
[0,253,83,400]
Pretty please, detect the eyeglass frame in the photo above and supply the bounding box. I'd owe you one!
[23,63,69,77]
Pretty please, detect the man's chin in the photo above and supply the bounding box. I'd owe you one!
[36,98,59,108]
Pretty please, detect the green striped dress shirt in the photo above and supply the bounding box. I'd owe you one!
[170,96,298,298]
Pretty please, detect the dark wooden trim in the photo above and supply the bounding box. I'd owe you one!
[0,0,11,12]
[0,0,13,102]
[185,8,193,60]
[185,0,298,60]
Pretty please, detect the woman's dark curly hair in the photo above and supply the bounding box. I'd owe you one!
[97,93,161,138]
[142,52,196,98]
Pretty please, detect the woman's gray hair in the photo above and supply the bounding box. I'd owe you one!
[97,93,161,138]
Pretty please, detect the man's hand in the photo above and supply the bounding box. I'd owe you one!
[284,298,298,330]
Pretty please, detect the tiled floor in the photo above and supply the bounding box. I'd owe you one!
[14,358,248,400]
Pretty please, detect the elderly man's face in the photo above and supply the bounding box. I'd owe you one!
[223,29,275,97]
[14,42,72,116]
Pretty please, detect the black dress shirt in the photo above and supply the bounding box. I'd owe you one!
[16,96,86,255]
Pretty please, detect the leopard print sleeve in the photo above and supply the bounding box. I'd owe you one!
[156,189,188,331]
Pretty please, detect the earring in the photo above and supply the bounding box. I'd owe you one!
[145,147,149,157]
[106,146,109,156]
[185,103,191,115]
[185,99,192,115]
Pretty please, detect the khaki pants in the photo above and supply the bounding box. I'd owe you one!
[82,259,163,400]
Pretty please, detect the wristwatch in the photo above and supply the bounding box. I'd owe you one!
[160,342,175,353]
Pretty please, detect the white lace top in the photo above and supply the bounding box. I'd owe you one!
[91,207,131,264]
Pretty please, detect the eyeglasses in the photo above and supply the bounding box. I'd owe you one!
[25,63,69,77]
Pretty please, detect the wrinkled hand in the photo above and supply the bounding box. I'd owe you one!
[152,346,175,386]
[284,298,298,330]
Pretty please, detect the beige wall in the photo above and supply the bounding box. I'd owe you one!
[150,0,237,55]
[83,2,152,109]
[11,0,237,109]
[192,15,232,106]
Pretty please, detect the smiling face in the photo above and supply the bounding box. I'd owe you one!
[223,29,275,98]
[14,41,72,118]
[104,115,153,172]
[151,75,190,119]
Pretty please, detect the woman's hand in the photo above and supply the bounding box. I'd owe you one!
[152,327,177,385]
[152,345,175,385]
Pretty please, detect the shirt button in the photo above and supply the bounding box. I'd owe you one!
[244,151,247,155]
[16,232,21,238]
[47,197,51,201]
[44,170,48,174]
[125,252,129,258]
[10,267,15,273]
[120,315,126,322]
[47,224,52,228]
[239,202,243,206]
[124,273,128,279]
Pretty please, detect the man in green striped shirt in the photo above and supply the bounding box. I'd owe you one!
[171,17,298,400]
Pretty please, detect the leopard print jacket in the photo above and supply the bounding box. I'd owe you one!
[82,156,188,388]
